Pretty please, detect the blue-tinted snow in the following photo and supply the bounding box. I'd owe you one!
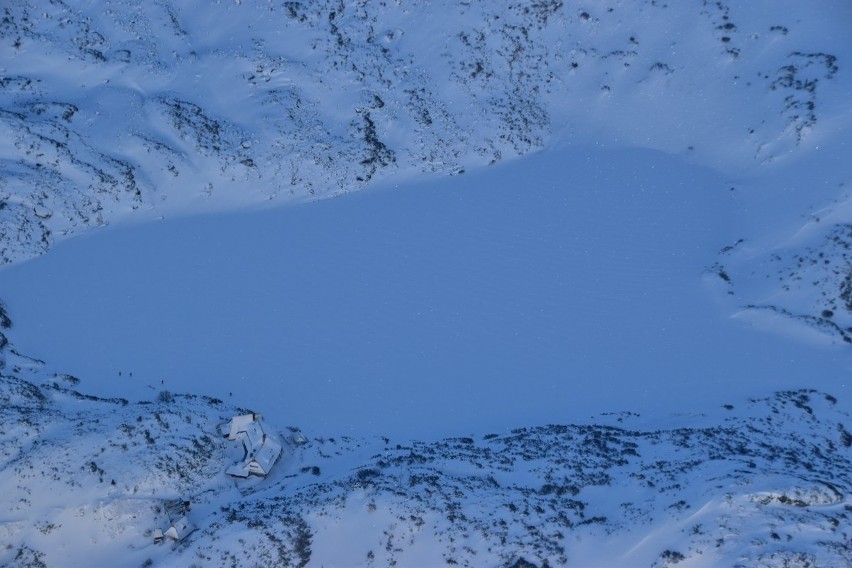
[1,145,848,437]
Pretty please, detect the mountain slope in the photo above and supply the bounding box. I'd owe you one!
[0,340,849,567]
[2,0,849,264]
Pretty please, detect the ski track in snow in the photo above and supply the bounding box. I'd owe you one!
[1,0,852,566]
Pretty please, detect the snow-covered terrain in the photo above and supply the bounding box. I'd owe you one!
[2,143,852,442]
[2,0,850,263]
[1,0,851,566]
[1,342,849,567]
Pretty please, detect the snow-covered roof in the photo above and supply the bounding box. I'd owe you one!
[223,413,283,478]
[252,437,282,474]
[244,421,264,449]
[163,516,195,541]
[222,413,262,440]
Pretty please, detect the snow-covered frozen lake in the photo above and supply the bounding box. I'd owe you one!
[1,144,848,437]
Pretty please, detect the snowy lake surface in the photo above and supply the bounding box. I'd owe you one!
[1,144,848,438]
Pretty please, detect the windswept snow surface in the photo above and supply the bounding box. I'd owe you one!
[1,144,849,439]
[1,0,852,566]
